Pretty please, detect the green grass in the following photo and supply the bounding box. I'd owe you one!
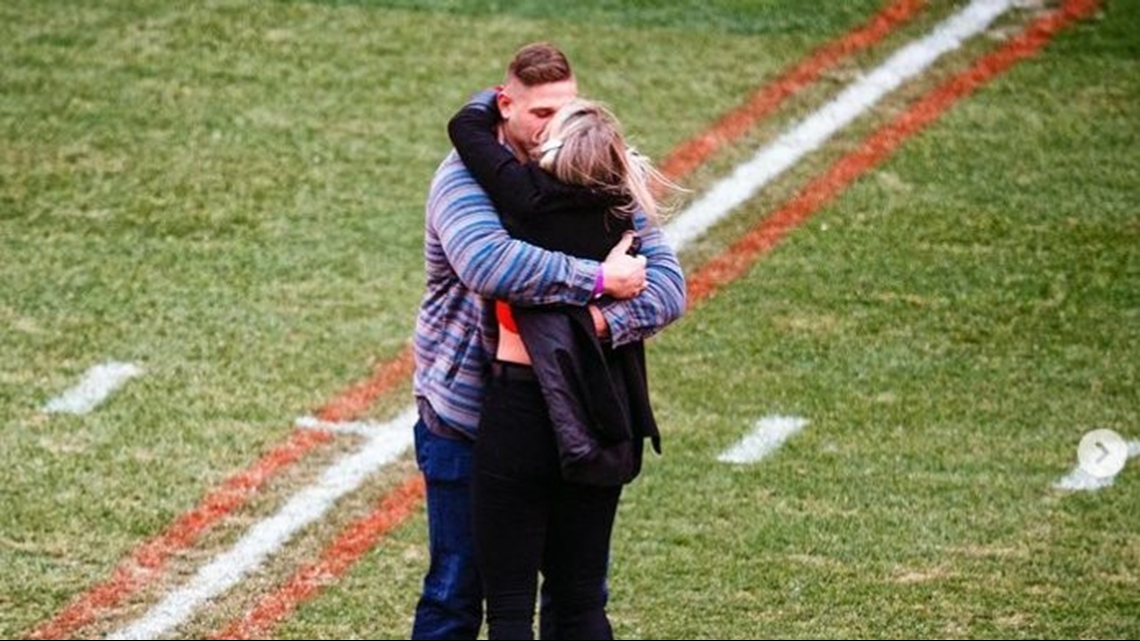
[306,0,886,35]
[2,0,1137,638]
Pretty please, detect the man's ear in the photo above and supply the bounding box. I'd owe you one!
[496,91,513,120]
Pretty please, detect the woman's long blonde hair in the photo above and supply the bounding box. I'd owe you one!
[535,99,676,220]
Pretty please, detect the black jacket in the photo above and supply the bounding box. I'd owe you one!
[514,305,660,486]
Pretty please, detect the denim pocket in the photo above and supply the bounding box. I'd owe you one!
[415,419,474,483]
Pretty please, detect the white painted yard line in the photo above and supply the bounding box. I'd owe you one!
[106,405,418,641]
[664,0,1014,251]
[43,361,143,415]
[1053,440,1139,492]
[718,415,809,464]
[294,415,387,438]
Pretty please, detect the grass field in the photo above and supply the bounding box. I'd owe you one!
[1,1,1136,639]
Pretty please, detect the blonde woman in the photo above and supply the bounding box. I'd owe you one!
[447,90,684,640]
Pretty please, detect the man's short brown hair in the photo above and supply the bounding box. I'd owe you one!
[507,42,573,86]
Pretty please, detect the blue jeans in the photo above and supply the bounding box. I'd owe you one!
[412,419,482,640]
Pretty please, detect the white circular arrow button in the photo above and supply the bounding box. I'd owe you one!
[1077,429,1128,478]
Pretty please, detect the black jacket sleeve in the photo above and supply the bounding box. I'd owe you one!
[447,99,596,219]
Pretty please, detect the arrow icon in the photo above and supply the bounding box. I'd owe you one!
[1077,429,1128,479]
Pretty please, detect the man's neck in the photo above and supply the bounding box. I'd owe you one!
[498,125,528,163]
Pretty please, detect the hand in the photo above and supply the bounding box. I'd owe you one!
[601,232,647,299]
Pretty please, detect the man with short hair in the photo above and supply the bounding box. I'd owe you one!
[411,42,685,639]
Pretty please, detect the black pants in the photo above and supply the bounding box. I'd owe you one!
[473,364,622,640]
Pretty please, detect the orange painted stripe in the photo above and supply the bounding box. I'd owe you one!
[314,345,416,423]
[212,3,1100,636]
[25,350,415,640]
[210,475,426,640]
[25,428,334,640]
[658,0,926,186]
[687,0,1101,304]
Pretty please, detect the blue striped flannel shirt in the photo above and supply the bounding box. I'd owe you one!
[413,150,686,438]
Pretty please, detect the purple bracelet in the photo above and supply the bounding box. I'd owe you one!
[592,268,605,299]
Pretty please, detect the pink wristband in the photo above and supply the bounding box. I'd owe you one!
[592,268,605,299]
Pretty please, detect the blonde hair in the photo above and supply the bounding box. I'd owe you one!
[536,99,675,220]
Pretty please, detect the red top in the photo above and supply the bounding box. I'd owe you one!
[495,299,519,333]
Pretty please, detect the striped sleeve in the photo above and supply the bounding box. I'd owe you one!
[429,153,598,306]
[596,211,687,346]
